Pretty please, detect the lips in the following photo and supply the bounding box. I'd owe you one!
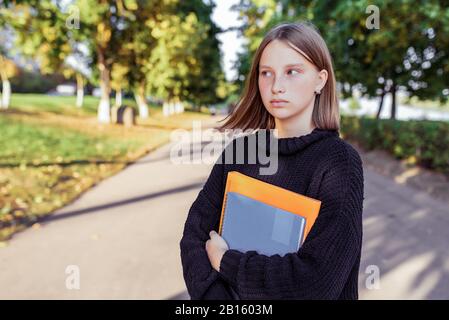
[270,99,289,107]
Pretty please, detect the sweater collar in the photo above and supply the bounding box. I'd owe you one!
[259,127,339,156]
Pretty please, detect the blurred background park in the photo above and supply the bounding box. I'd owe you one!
[0,0,448,300]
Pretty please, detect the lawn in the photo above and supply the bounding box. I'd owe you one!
[0,93,213,241]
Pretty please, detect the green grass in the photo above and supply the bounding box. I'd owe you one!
[0,93,212,241]
[10,94,99,116]
[9,93,150,116]
[0,117,143,165]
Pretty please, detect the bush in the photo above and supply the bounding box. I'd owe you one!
[341,116,449,175]
[348,97,361,111]
[10,69,65,93]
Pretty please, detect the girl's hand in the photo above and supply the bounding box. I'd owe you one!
[206,230,229,272]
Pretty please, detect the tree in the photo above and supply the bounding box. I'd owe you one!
[2,0,91,108]
[75,0,122,123]
[177,0,226,110]
[3,0,228,119]
[232,0,449,119]
[0,2,20,109]
[113,0,172,118]
[230,0,299,92]
[0,55,17,109]
[110,62,128,108]
[146,0,225,112]
[314,0,449,119]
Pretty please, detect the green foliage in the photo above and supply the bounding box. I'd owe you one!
[341,115,449,174]
[2,0,228,110]
[232,0,449,113]
[348,97,361,111]
[324,0,449,103]
[6,1,73,74]
[10,69,65,93]
[146,1,225,106]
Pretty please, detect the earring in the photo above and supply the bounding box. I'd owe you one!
[315,89,321,94]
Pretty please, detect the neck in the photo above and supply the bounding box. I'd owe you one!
[274,101,316,138]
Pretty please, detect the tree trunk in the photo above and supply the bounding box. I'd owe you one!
[169,101,175,115]
[376,89,385,119]
[390,82,397,120]
[1,79,11,109]
[115,88,122,107]
[180,101,184,113]
[162,101,169,116]
[76,73,84,108]
[97,49,111,123]
[0,55,11,109]
[134,83,148,119]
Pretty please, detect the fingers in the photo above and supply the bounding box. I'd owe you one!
[206,231,216,251]
[209,230,217,238]
[209,230,229,249]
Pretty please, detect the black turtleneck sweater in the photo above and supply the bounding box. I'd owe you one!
[180,128,364,300]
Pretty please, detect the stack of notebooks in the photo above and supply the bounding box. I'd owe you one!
[218,171,321,257]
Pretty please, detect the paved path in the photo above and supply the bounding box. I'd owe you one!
[359,167,449,299]
[0,123,448,299]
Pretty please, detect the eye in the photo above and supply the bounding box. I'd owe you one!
[287,69,300,75]
[260,70,272,77]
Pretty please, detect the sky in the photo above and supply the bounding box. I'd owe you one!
[211,0,245,82]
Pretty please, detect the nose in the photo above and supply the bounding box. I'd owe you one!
[271,75,286,93]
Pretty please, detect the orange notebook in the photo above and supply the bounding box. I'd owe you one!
[218,171,321,251]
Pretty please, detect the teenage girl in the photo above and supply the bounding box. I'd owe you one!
[180,21,364,300]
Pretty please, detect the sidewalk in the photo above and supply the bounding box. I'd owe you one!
[0,116,223,299]
[0,122,448,299]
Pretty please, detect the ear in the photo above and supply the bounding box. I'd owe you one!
[315,69,328,94]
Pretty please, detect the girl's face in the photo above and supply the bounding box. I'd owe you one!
[258,39,327,121]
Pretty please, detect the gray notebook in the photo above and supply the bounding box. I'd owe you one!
[221,192,306,257]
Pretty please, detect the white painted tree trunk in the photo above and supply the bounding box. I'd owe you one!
[76,74,84,108]
[97,73,111,123]
[135,93,149,119]
[76,87,83,108]
[115,89,122,107]
[98,97,110,123]
[162,101,169,116]
[1,79,11,109]
[176,101,184,114]
[97,49,111,123]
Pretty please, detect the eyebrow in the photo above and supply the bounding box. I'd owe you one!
[259,63,305,69]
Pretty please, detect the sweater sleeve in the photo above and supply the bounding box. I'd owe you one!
[179,148,235,300]
[218,146,364,299]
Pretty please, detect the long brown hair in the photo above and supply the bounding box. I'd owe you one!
[218,21,340,131]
